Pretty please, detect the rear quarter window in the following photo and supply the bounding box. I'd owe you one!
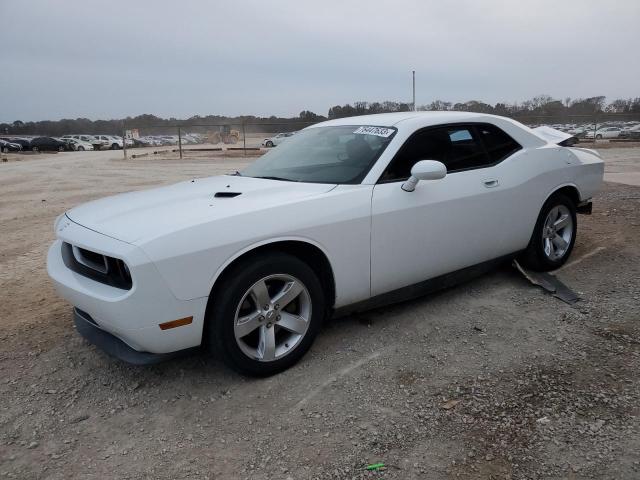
[476,124,521,163]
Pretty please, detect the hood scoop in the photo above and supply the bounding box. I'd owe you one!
[214,191,242,198]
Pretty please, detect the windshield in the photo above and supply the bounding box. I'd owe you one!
[242,125,396,184]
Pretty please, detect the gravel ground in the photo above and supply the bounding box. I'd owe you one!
[0,147,639,479]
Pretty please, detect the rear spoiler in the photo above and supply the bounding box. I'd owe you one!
[532,126,579,147]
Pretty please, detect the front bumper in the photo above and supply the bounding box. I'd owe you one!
[74,308,198,364]
[47,220,209,355]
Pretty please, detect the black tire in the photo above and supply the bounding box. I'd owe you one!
[265,141,274,148]
[596,134,602,140]
[32,146,38,152]
[58,146,65,152]
[520,193,577,271]
[2,147,8,154]
[206,252,325,376]
[111,143,119,150]
[77,146,85,151]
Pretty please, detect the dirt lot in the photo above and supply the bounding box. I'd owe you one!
[1,147,639,479]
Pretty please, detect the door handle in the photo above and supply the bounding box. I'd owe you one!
[483,179,499,188]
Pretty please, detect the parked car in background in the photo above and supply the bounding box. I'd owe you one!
[30,136,66,152]
[132,137,151,147]
[584,127,622,140]
[567,127,588,138]
[0,139,23,152]
[183,134,202,145]
[67,138,95,151]
[159,136,178,145]
[262,131,296,147]
[133,136,161,147]
[619,125,640,139]
[8,138,31,150]
[48,112,603,376]
[117,136,135,148]
[94,135,124,150]
[57,138,76,151]
[62,135,105,150]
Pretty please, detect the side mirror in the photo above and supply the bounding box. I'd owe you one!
[401,160,447,192]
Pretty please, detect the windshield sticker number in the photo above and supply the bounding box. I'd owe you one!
[353,126,394,138]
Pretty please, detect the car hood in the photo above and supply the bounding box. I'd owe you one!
[66,175,337,244]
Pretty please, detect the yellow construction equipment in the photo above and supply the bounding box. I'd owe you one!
[207,125,240,144]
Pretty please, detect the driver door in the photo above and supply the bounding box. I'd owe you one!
[370,124,519,296]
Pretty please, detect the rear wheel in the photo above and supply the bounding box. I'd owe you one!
[265,140,274,148]
[2,147,8,153]
[207,252,325,376]
[596,134,602,140]
[520,193,577,271]
[77,146,85,151]
[32,146,38,152]
[58,146,65,152]
[111,143,119,150]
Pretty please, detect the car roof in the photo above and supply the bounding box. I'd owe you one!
[313,111,478,127]
[310,111,547,148]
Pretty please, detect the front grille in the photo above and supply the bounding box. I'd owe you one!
[61,242,132,290]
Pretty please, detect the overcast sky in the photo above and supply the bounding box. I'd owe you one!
[1,0,639,122]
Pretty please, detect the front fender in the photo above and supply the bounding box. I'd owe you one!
[140,185,373,306]
[206,235,335,296]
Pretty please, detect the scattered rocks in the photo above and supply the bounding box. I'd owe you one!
[2,167,639,479]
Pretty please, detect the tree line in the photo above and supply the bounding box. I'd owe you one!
[3,95,639,136]
[328,96,640,121]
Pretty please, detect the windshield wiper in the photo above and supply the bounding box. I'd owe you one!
[252,176,297,182]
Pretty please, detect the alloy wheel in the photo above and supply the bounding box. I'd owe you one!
[233,274,311,362]
[542,205,573,261]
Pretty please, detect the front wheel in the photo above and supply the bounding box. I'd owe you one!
[265,141,274,148]
[520,193,577,271]
[596,134,602,140]
[77,146,85,151]
[206,252,325,376]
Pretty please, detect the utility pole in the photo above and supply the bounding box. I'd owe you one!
[412,70,416,111]
[242,121,246,157]
[122,121,127,159]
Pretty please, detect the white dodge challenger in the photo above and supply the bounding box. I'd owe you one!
[47,112,604,375]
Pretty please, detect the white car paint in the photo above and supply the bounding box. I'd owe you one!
[262,132,296,147]
[62,134,105,149]
[584,127,622,139]
[47,112,604,356]
[533,126,574,144]
[68,139,95,151]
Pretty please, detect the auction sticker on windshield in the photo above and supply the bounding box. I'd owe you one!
[353,126,394,137]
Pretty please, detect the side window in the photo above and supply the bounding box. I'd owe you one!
[380,125,488,182]
[445,127,487,171]
[476,124,521,163]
